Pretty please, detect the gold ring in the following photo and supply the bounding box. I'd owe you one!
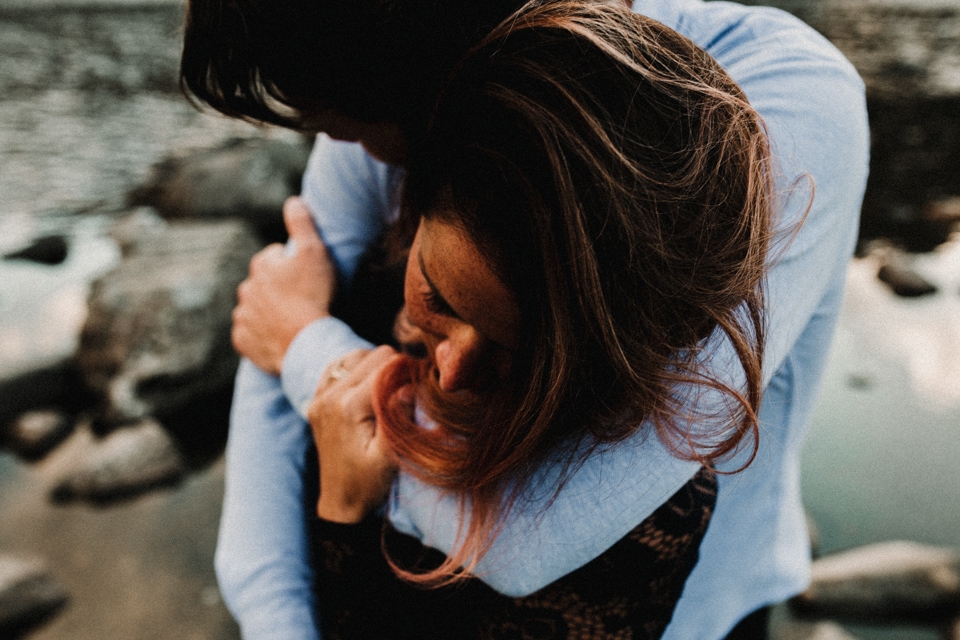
[328,359,348,384]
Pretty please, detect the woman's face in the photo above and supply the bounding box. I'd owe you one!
[403,217,521,394]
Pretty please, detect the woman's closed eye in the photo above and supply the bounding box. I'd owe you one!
[422,287,459,319]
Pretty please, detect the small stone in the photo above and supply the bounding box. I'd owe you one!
[128,136,311,244]
[3,409,73,460]
[877,262,938,297]
[792,541,960,624]
[0,555,67,635]
[2,235,68,266]
[50,419,186,503]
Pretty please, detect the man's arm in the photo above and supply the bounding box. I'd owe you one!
[216,136,398,639]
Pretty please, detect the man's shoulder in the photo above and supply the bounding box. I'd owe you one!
[635,0,859,85]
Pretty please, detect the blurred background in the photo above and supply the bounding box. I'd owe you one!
[0,0,957,637]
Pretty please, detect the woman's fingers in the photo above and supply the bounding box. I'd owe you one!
[338,345,398,389]
[308,346,401,523]
[310,346,402,448]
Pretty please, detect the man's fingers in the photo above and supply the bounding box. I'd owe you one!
[249,243,285,275]
[283,197,323,249]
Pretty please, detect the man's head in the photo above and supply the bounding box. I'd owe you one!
[179,0,526,152]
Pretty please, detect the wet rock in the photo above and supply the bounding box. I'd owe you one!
[2,235,68,265]
[73,217,259,425]
[869,244,939,297]
[858,95,960,252]
[106,207,167,257]
[50,419,185,503]
[128,136,312,244]
[877,261,938,297]
[810,2,960,251]
[2,409,73,460]
[875,263,938,297]
[0,554,67,635]
[792,541,960,624]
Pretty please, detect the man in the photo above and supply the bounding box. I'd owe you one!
[180,0,869,638]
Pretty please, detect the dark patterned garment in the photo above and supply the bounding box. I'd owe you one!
[310,467,716,640]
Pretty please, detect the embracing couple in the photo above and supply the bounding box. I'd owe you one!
[180,0,869,638]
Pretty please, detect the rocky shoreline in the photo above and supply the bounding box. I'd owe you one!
[1,0,960,637]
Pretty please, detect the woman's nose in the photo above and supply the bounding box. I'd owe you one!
[433,325,487,392]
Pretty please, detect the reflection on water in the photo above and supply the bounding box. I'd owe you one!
[802,236,960,640]
[0,215,119,381]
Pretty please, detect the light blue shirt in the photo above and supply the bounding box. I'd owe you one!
[214,1,869,638]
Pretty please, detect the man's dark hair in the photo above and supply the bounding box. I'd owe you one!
[180,0,526,136]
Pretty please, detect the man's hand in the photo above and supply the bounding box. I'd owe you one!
[232,197,337,375]
[309,347,403,524]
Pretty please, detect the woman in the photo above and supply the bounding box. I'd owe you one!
[305,3,771,637]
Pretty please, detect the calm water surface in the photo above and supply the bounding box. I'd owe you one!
[801,242,960,640]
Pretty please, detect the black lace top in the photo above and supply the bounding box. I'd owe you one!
[310,467,716,640]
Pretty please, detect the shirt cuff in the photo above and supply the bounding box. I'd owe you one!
[280,316,374,419]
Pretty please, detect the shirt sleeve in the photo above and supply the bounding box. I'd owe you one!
[215,361,320,640]
[215,136,395,639]
[285,135,401,411]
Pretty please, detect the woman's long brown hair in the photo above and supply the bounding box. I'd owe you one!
[375,0,775,585]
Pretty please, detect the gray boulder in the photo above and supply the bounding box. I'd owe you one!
[0,554,67,635]
[74,214,259,425]
[814,0,960,250]
[129,136,312,243]
[50,418,185,503]
[792,541,960,623]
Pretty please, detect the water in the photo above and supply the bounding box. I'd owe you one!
[804,241,960,553]
[801,239,960,639]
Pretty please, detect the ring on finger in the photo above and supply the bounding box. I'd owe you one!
[328,359,349,384]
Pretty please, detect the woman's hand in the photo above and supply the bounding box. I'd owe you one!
[309,346,403,524]
[231,196,337,375]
